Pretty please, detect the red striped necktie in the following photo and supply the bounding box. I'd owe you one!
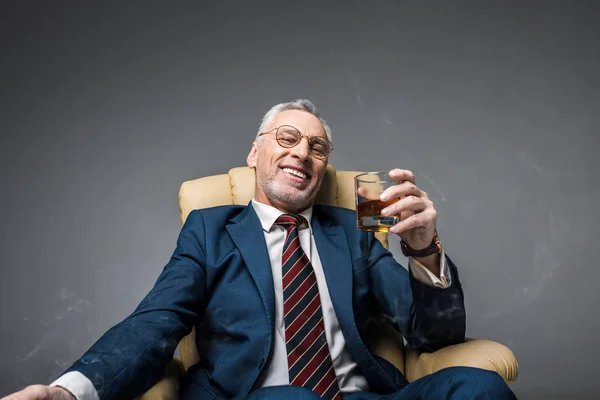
[275,214,342,400]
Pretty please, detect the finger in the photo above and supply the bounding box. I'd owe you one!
[387,168,415,183]
[389,210,436,234]
[381,195,429,217]
[356,186,381,201]
[380,181,422,202]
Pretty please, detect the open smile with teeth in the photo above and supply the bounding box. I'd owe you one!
[282,167,308,179]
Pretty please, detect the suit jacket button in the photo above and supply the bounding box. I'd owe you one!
[258,358,265,369]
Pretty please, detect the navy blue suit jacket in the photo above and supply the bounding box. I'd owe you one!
[64,204,466,399]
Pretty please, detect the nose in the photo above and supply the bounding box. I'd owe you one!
[290,137,311,161]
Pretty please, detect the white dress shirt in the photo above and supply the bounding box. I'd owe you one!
[51,200,449,399]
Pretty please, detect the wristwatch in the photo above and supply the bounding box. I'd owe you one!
[400,230,443,258]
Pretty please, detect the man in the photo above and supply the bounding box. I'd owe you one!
[4,99,515,399]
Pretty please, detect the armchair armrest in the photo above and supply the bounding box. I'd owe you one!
[404,339,518,384]
[138,358,185,400]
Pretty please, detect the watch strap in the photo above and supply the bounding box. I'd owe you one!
[401,230,442,257]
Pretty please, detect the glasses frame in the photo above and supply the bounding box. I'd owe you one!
[257,125,334,160]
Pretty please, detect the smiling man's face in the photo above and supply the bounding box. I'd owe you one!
[247,109,329,214]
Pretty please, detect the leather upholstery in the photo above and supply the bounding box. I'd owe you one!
[140,165,518,399]
[405,338,518,383]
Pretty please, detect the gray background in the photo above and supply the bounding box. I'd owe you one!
[1,1,599,398]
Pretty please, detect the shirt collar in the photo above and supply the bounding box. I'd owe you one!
[251,199,313,233]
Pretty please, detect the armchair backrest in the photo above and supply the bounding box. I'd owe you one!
[176,165,398,372]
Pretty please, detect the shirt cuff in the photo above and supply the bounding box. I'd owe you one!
[408,249,451,288]
[51,371,99,400]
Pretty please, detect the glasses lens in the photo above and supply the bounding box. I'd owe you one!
[310,137,330,159]
[275,126,331,159]
[276,127,301,147]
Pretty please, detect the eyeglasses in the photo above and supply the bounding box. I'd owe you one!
[257,125,333,160]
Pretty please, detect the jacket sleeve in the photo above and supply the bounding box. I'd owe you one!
[366,233,466,353]
[60,210,208,400]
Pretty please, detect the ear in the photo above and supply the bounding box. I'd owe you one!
[247,142,258,168]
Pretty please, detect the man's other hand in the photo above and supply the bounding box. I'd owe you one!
[1,385,75,400]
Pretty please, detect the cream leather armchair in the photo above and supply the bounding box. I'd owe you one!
[139,166,518,399]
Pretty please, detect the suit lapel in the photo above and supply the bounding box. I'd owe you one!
[312,206,397,393]
[226,203,275,331]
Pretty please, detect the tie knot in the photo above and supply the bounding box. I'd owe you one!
[275,214,305,228]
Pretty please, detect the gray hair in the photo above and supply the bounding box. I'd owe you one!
[255,99,332,143]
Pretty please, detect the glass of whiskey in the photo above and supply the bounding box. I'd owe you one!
[354,171,400,232]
